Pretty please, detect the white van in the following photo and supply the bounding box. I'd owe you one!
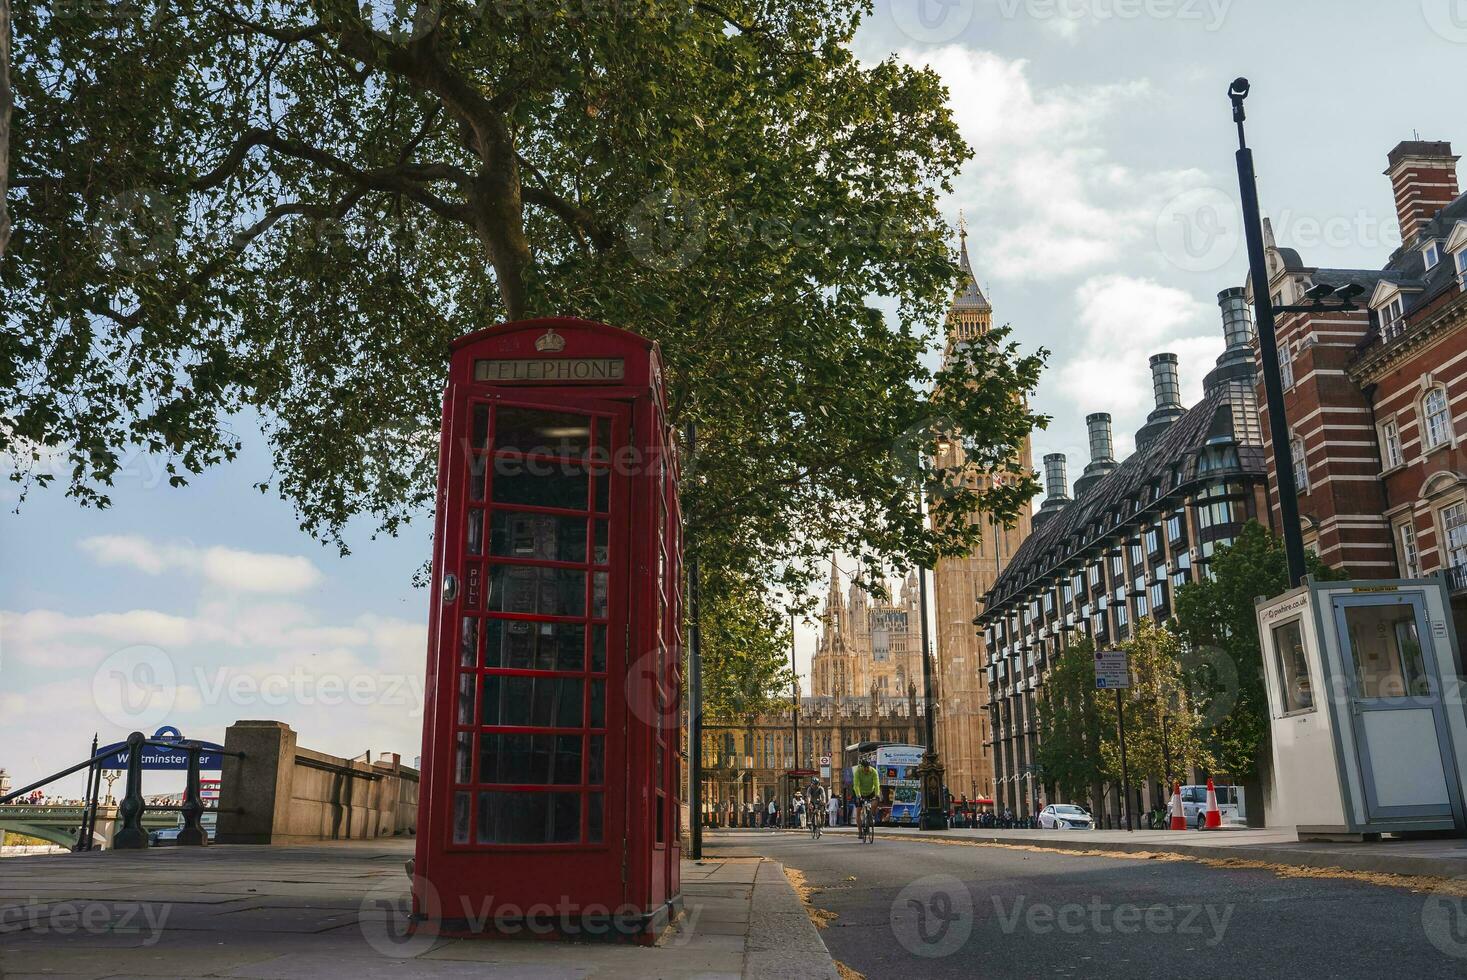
[1179,784,1245,827]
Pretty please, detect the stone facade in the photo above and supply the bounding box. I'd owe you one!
[809,563,922,701]
[697,691,927,823]
[927,226,1029,800]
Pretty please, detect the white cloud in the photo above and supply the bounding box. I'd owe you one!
[78,535,322,594]
[884,45,1208,282]
[1047,274,1221,458]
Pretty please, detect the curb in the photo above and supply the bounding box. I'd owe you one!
[744,858,840,980]
[794,827,1467,882]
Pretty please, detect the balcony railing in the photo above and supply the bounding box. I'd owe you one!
[1448,563,1467,594]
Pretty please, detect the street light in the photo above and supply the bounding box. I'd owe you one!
[1228,77,1310,588]
[914,451,949,831]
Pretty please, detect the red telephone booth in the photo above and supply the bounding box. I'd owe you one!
[414,318,683,943]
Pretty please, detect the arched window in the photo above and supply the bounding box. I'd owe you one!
[1290,436,1308,493]
[1422,387,1452,450]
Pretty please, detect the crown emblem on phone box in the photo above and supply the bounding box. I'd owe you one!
[535,328,567,353]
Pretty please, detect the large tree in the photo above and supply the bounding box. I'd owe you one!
[1035,636,1110,811]
[1174,521,1341,816]
[5,1,1045,702]
[1100,620,1213,797]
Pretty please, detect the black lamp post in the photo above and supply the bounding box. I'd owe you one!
[914,454,949,831]
[1228,78,1366,589]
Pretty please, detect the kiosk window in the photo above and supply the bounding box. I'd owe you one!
[477,791,580,844]
[491,511,588,562]
[493,408,592,458]
[1343,604,1430,699]
[484,620,584,672]
[488,565,586,616]
[492,460,588,510]
[479,733,583,785]
[1272,620,1314,714]
[481,675,583,728]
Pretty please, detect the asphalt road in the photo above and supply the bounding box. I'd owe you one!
[705,829,1467,979]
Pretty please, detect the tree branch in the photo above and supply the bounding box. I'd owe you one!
[0,0,11,257]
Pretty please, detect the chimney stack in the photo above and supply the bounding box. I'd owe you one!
[1074,414,1118,498]
[1035,454,1071,528]
[1136,353,1188,452]
[1150,353,1183,411]
[1206,287,1258,395]
[1087,413,1115,466]
[1386,140,1460,244]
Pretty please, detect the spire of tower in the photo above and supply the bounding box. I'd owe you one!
[952,214,990,314]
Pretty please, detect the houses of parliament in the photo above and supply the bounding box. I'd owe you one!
[695,224,1032,815]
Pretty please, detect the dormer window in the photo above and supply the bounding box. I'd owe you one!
[1448,222,1467,289]
[1424,241,1441,271]
[1380,294,1407,340]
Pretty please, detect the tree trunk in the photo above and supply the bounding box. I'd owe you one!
[473,132,532,321]
[1,0,12,257]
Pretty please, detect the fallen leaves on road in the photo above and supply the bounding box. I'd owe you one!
[863,832,1467,896]
[835,961,868,980]
[783,865,838,929]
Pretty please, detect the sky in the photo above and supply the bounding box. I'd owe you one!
[4,0,1465,796]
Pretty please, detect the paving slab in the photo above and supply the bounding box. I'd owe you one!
[0,842,838,979]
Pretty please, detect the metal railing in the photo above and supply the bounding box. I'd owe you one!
[1448,563,1467,594]
[1,731,243,851]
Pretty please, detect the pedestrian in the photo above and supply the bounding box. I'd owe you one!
[768,798,778,829]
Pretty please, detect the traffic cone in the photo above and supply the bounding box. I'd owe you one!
[1168,781,1187,831]
[1203,778,1223,830]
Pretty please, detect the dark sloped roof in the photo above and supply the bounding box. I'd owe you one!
[954,237,991,312]
[1344,193,1467,347]
[980,383,1263,616]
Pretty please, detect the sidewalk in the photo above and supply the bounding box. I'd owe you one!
[0,841,840,979]
[812,822,1467,878]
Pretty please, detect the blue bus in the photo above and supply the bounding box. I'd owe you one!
[846,741,926,826]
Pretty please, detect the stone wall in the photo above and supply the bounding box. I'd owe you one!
[216,721,419,845]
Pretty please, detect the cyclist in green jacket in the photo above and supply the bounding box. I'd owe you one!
[851,757,881,838]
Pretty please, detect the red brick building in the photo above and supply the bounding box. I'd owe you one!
[1252,140,1467,632]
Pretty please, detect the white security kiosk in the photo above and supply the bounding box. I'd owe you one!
[1256,577,1467,840]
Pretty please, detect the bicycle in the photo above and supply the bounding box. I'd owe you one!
[857,798,877,844]
[809,807,823,840]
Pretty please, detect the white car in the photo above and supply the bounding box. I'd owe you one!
[1038,804,1094,830]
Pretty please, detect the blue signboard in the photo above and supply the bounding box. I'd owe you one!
[96,726,225,771]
